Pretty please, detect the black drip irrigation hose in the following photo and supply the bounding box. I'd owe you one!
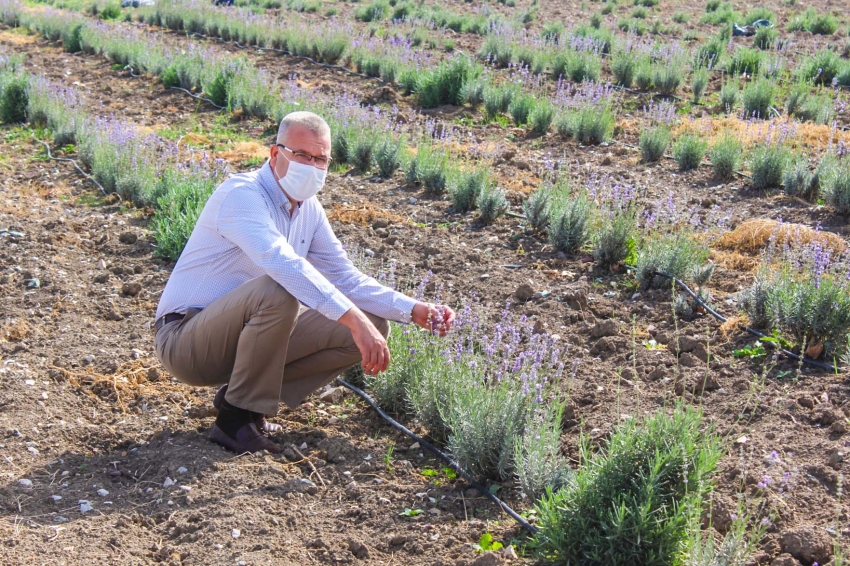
[632,266,841,373]
[32,135,108,197]
[167,86,227,109]
[335,377,540,535]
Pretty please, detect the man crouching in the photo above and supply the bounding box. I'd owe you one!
[154,111,455,454]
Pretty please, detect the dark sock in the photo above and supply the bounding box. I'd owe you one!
[216,400,260,439]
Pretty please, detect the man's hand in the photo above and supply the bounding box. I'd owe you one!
[412,302,456,336]
[339,307,390,376]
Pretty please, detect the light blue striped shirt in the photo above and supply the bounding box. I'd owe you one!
[156,161,416,323]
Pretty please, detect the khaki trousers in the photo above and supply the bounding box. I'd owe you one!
[154,275,389,415]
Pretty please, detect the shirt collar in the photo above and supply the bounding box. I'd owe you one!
[259,160,302,213]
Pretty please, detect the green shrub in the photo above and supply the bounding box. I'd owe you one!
[550,49,602,82]
[593,209,636,266]
[788,8,838,35]
[705,0,721,11]
[750,142,790,190]
[634,0,658,6]
[478,34,514,68]
[63,23,84,53]
[99,3,121,20]
[523,187,552,233]
[639,126,671,163]
[634,60,653,90]
[744,7,775,24]
[548,196,591,253]
[354,0,389,22]
[753,25,778,49]
[514,398,572,500]
[709,131,742,179]
[691,68,709,104]
[374,137,402,178]
[0,73,29,124]
[652,63,682,95]
[742,78,776,118]
[798,48,842,84]
[407,141,448,194]
[672,134,707,171]
[611,52,636,87]
[449,167,489,213]
[508,93,535,126]
[533,404,722,566]
[631,6,647,18]
[617,18,647,36]
[820,155,850,214]
[529,99,555,135]
[694,33,726,68]
[483,82,519,119]
[635,233,710,288]
[416,55,481,109]
[557,105,615,145]
[476,183,508,225]
[727,47,763,75]
[542,21,565,43]
[365,323,415,414]
[332,129,351,165]
[719,80,738,113]
[460,79,486,106]
[744,266,850,357]
[783,158,816,199]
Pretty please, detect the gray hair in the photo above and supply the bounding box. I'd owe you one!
[276,111,331,145]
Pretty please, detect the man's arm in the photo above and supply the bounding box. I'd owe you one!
[216,188,355,321]
[305,204,417,323]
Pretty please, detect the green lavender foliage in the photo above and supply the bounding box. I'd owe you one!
[533,404,722,566]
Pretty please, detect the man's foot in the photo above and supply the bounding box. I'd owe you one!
[209,422,282,454]
[213,385,283,434]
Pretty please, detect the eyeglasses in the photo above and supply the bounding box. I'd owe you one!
[277,144,332,170]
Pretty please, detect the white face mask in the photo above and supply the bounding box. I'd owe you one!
[274,152,327,202]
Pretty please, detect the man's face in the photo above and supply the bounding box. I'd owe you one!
[270,124,332,180]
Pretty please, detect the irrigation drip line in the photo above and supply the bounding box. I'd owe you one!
[167,86,227,109]
[32,135,108,197]
[631,266,840,373]
[335,377,540,535]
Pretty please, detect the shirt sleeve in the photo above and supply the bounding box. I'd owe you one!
[306,202,417,324]
[216,187,355,321]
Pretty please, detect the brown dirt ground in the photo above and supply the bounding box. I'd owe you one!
[2,5,850,564]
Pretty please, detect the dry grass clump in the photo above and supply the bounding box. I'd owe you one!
[2,318,30,341]
[674,117,850,151]
[217,141,267,163]
[709,249,760,272]
[716,219,847,255]
[326,202,407,226]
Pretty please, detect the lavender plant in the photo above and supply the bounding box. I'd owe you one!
[406,140,448,194]
[476,184,509,225]
[514,397,573,499]
[0,70,28,124]
[750,139,790,190]
[782,159,816,199]
[709,131,742,179]
[523,186,552,233]
[639,126,671,162]
[741,78,776,119]
[819,153,850,214]
[555,81,616,145]
[533,404,722,566]
[374,136,403,178]
[691,68,709,104]
[635,232,710,288]
[528,98,555,135]
[449,166,489,213]
[548,196,591,253]
[26,76,81,145]
[673,134,707,171]
[719,81,739,113]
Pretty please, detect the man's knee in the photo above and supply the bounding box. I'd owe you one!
[250,276,298,319]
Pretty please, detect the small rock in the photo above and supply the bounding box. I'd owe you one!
[831,420,847,435]
[797,396,815,409]
[118,232,137,245]
[513,284,535,302]
[51,495,62,501]
[371,219,389,230]
[79,501,93,513]
[121,282,142,297]
[24,278,40,289]
[828,448,845,469]
[590,319,618,338]
[97,489,109,497]
[467,252,481,263]
[470,552,504,566]
[18,479,32,488]
[81,355,95,366]
[364,249,375,258]
[163,477,176,487]
[318,386,344,404]
[105,311,123,321]
[771,554,802,566]
[232,528,241,539]
[408,197,418,205]
[501,545,518,560]
[177,467,188,474]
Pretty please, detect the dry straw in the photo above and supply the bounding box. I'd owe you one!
[716,218,847,256]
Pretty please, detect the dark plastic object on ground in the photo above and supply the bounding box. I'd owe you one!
[733,19,772,36]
